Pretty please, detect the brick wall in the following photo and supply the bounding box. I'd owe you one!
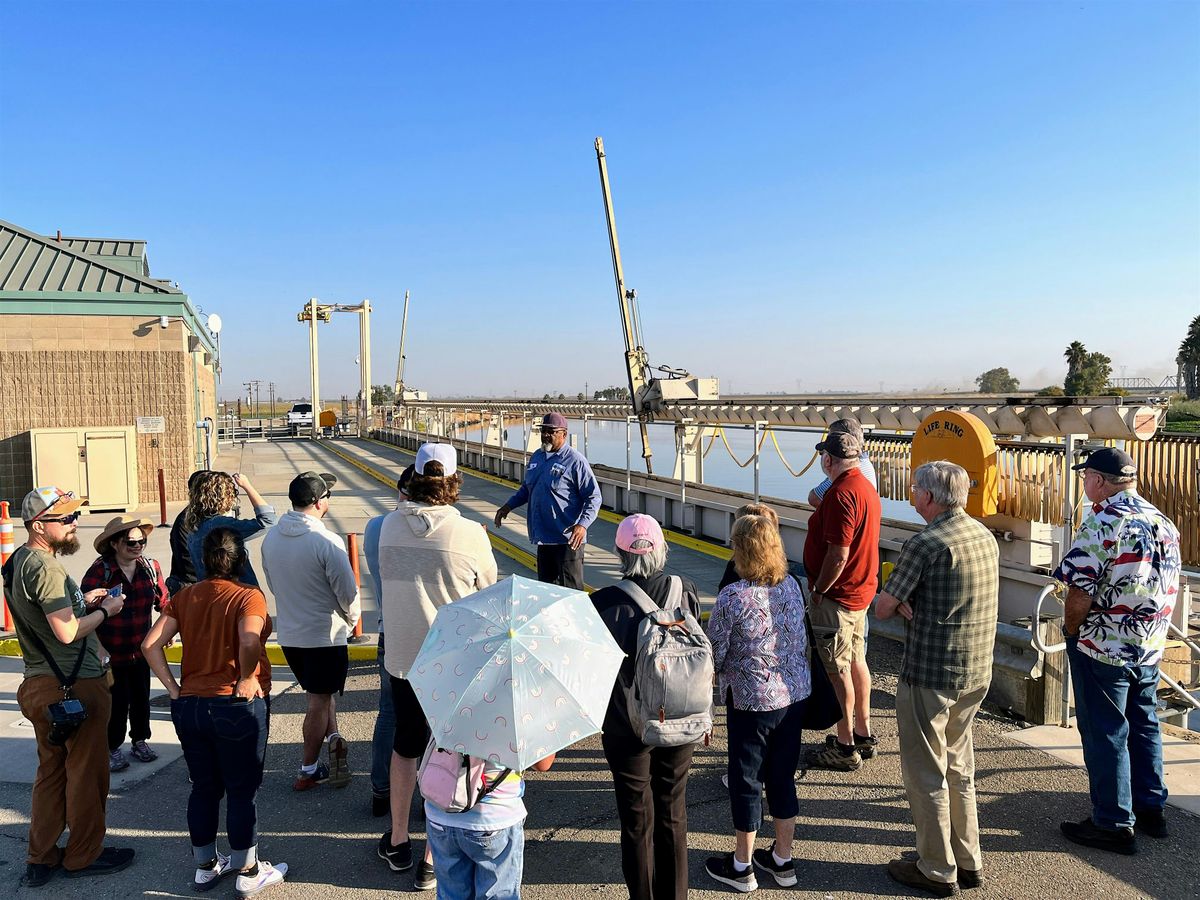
[0,314,218,508]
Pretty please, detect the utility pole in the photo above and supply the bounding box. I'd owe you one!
[268,382,276,438]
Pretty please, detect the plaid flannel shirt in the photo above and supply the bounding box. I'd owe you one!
[80,555,167,665]
[884,508,999,692]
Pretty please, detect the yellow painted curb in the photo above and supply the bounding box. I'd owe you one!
[320,441,595,591]
[360,437,733,562]
[0,639,378,663]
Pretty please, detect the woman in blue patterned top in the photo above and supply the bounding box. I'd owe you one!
[705,514,812,893]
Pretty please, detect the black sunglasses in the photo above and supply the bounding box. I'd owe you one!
[41,512,81,525]
[124,537,147,547]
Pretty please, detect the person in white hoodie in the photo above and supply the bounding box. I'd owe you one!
[376,444,497,892]
[260,471,360,793]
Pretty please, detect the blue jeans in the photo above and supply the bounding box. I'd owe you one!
[171,695,269,868]
[427,819,525,900]
[1067,639,1167,830]
[725,698,804,833]
[371,641,396,796]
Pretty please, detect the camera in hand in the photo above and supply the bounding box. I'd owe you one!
[47,697,88,746]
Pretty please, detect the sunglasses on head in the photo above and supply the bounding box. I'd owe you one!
[41,512,81,525]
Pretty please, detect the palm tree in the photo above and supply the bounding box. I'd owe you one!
[1178,314,1200,399]
[1064,341,1088,374]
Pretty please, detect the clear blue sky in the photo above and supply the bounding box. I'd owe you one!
[2,1,1197,400]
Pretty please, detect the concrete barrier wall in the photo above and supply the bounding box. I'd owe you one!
[370,426,1064,721]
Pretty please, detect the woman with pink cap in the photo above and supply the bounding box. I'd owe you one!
[590,514,701,900]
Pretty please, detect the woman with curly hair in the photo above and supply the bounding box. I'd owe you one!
[184,472,277,588]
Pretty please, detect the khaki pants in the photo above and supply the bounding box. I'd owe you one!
[895,681,987,883]
[17,675,112,870]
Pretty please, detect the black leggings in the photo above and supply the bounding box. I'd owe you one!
[109,659,152,751]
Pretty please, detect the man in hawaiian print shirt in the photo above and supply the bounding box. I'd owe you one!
[1055,447,1181,855]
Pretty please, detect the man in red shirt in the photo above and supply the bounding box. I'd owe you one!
[803,432,882,771]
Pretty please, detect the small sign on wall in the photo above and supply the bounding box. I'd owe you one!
[136,416,165,434]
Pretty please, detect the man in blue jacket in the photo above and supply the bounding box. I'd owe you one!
[494,412,601,590]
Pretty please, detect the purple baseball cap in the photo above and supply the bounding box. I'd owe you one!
[539,412,568,430]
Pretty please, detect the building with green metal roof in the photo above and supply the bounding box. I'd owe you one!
[0,218,219,511]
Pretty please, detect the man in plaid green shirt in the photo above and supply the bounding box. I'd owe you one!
[876,461,999,897]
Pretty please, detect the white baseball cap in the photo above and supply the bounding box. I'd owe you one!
[415,443,458,476]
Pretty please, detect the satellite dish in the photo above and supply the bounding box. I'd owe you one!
[207,313,223,335]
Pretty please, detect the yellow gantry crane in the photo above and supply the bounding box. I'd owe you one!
[296,298,372,438]
[594,137,718,473]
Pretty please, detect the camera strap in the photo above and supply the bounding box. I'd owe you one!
[23,628,89,696]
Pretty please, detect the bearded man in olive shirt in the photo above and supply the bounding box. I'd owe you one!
[1,487,135,886]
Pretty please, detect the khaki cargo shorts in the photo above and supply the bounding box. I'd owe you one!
[808,598,868,674]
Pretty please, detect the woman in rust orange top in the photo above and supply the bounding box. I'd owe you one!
[142,527,288,897]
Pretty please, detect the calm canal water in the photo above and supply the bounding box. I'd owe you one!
[460,417,921,524]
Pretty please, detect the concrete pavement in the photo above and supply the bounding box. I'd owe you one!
[0,438,1196,898]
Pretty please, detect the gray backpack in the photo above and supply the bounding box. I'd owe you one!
[615,576,714,747]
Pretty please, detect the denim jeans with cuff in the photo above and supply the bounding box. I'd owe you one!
[172,695,269,868]
[725,698,804,833]
[1066,638,1167,830]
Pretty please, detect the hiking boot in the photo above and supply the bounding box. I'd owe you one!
[704,853,758,892]
[900,850,983,889]
[129,740,158,763]
[195,851,233,892]
[825,732,879,760]
[887,858,959,896]
[24,862,57,887]
[64,847,136,878]
[752,847,797,887]
[235,860,287,898]
[292,763,330,791]
[328,736,350,788]
[378,832,413,872]
[1060,818,1137,855]
[806,739,862,772]
[371,791,390,818]
[109,749,130,772]
[1134,807,1168,838]
[414,859,436,890]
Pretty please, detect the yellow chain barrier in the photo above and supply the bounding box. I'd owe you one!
[769,429,821,478]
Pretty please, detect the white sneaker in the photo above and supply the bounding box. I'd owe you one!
[194,851,232,892]
[235,860,288,898]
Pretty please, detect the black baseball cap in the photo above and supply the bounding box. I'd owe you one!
[1071,447,1136,478]
[815,432,862,460]
[289,471,338,506]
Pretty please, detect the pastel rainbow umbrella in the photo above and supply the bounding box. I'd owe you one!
[408,575,624,771]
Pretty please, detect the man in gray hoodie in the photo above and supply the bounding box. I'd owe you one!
[261,471,361,792]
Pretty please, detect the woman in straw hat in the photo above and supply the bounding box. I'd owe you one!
[80,515,169,772]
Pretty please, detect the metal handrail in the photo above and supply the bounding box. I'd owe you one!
[1162,621,1200,711]
[1031,584,1067,654]
[1032,584,1200,715]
